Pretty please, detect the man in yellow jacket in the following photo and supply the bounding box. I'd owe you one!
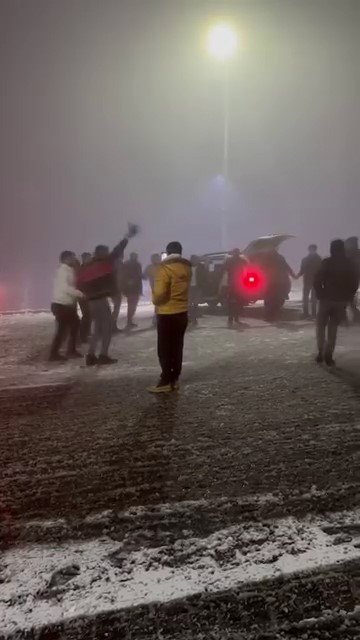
[148,241,192,393]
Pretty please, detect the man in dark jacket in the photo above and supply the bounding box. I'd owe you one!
[222,249,247,327]
[77,223,139,365]
[297,244,322,319]
[122,252,143,329]
[314,239,359,365]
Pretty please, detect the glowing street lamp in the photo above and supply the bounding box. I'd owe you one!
[206,22,238,250]
[206,23,238,62]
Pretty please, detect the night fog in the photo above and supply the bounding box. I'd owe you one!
[1,0,359,309]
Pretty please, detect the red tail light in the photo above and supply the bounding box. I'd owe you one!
[237,265,267,297]
[244,273,258,287]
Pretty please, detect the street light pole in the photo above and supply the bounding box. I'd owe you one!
[221,62,230,251]
[205,22,238,251]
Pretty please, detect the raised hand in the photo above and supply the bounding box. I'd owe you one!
[127,223,140,239]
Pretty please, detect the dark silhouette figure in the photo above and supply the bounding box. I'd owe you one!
[314,239,359,365]
[223,249,247,327]
[122,252,143,329]
[297,244,322,319]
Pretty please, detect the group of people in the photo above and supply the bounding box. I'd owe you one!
[49,229,360,393]
[50,223,140,366]
[49,229,191,393]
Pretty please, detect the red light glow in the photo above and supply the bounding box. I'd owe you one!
[237,265,267,298]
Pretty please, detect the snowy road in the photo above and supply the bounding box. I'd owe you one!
[1,306,360,638]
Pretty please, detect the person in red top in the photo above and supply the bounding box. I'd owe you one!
[77,223,139,366]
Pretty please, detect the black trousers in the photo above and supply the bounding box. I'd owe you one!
[157,312,188,385]
[316,300,346,355]
[228,292,243,322]
[50,303,79,356]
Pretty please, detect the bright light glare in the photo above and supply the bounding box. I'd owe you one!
[206,23,238,61]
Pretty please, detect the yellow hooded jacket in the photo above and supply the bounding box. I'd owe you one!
[152,254,192,315]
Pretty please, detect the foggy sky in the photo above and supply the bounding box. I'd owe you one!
[1,0,359,307]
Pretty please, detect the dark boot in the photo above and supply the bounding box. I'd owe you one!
[98,355,118,365]
[49,353,68,363]
[324,352,335,366]
[85,354,98,366]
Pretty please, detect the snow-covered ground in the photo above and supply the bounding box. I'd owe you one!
[2,505,360,634]
[1,303,360,638]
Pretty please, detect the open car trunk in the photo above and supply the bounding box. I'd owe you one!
[243,235,294,257]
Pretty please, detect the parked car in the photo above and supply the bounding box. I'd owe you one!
[199,235,294,313]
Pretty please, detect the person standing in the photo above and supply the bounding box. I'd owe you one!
[77,252,92,342]
[314,239,359,365]
[297,244,322,319]
[77,223,139,366]
[143,253,161,326]
[49,251,84,362]
[122,252,143,329]
[148,241,191,393]
[222,249,247,328]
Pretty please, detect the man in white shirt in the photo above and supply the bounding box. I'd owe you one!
[50,251,84,362]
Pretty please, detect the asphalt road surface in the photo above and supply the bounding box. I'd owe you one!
[1,306,360,639]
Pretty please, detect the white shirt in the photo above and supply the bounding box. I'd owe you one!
[52,264,82,306]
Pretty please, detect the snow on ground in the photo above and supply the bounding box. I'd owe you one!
[1,505,360,634]
[1,302,360,637]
